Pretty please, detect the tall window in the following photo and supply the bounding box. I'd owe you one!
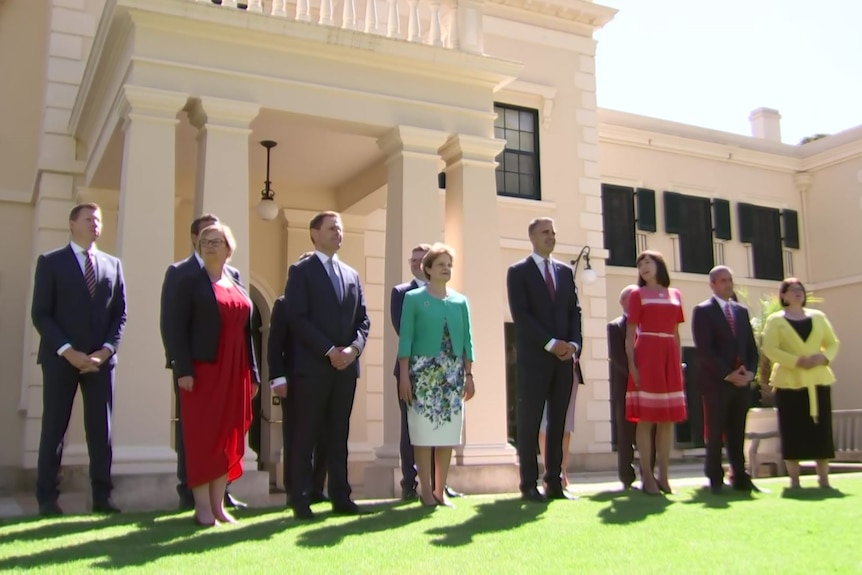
[739,203,788,281]
[664,192,714,274]
[601,184,637,267]
[494,104,540,200]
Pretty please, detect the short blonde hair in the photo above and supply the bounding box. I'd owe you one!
[198,223,237,262]
[422,242,455,280]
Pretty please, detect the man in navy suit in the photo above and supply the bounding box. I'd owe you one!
[506,217,581,503]
[31,203,126,516]
[159,213,246,510]
[268,252,327,506]
[284,211,370,519]
[692,266,761,494]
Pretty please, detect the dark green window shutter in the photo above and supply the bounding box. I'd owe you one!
[664,191,682,234]
[782,209,800,249]
[738,202,756,244]
[636,188,656,232]
[712,199,732,240]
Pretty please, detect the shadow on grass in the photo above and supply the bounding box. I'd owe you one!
[780,487,848,501]
[0,507,297,570]
[426,497,546,547]
[593,490,673,524]
[682,487,757,510]
[296,501,433,547]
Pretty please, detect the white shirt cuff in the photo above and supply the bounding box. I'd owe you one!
[57,344,72,356]
[544,338,557,352]
[325,346,336,356]
[270,377,287,389]
[102,343,116,355]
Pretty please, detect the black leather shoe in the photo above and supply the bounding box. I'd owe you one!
[178,494,195,511]
[444,485,464,498]
[733,479,769,494]
[521,487,547,503]
[309,491,329,504]
[401,486,419,501]
[92,499,121,514]
[546,487,578,501]
[710,482,724,495]
[332,500,361,515]
[39,501,63,517]
[224,492,248,509]
[293,505,315,520]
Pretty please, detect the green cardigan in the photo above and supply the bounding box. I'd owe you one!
[397,287,474,361]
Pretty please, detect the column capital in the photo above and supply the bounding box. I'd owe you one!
[117,86,188,126]
[794,171,812,194]
[283,208,366,232]
[377,126,449,159]
[439,134,505,166]
[186,96,261,130]
[75,187,119,211]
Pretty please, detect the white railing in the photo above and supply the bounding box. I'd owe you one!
[191,0,483,53]
[833,409,862,461]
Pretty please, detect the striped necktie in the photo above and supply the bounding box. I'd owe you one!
[84,251,97,298]
[724,303,736,335]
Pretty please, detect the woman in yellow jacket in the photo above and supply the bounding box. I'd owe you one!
[762,278,839,489]
[398,243,476,508]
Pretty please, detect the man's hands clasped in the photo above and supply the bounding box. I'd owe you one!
[328,346,358,371]
[62,347,110,374]
[550,340,577,362]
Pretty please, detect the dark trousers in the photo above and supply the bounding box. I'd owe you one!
[290,372,356,508]
[282,383,327,496]
[516,362,573,492]
[173,375,191,499]
[703,382,750,485]
[36,359,114,504]
[611,380,656,486]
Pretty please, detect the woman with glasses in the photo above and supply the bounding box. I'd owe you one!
[762,277,839,489]
[170,223,260,525]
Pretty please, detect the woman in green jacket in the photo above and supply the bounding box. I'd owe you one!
[398,243,475,508]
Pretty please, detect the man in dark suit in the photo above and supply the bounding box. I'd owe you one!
[608,284,656,490]
[692,265,761,494]
[159,213,246,510]
[31,203,126,516]
[268,253,327,506]
[506,217,581,503]
[284,211,370,519]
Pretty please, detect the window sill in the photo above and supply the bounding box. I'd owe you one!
[496,194,556,210]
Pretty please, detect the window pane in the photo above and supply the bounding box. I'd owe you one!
[519,175,534,198]
[505,108,520,130]
[505,172,519,195]
[495,151,505,170]
[505,131,519,150]
[494,107,504,128]
[519,154,534,175]
[519,134,534,152]
[494,127,505,140]
[519,111,534,133]
[496,170,505,193]
[504,151,519,169]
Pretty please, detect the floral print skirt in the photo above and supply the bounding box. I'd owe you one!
[407,322,465,447]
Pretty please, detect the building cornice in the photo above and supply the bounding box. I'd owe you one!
[484,0,617,36]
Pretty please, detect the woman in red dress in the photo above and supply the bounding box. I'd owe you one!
[625,251,687,495]
[173,223,259,526]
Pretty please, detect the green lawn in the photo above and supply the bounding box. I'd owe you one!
[2,476,860,574]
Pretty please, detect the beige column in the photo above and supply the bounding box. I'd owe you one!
[363,126,447,497]
[187,97,261,282]
[113,86,188,475]
[440,134,518,479]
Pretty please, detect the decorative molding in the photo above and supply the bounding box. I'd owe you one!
[377,126,450,159]
[185,96,261,130]
[483,15,598,54]
[809,274,862,292]
[484,0,617,37]
[495,195,557,212]
[282,208,367,231]
[439,134,506,165]
[502,80,557,128]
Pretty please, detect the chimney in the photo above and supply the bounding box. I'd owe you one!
[749,108,782,142]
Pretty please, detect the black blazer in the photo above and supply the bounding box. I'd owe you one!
[389,279,420,377]
[169,267,260,383]
[607,315,628,392]
[31,245,126,365]
[506,256,582,371]
[283,255,370,379]
[160,255,240,369]
[691,298,758,391]
[267,296,293,382]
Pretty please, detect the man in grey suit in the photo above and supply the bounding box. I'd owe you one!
[31,203,126,516]
[159,213,246,510]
